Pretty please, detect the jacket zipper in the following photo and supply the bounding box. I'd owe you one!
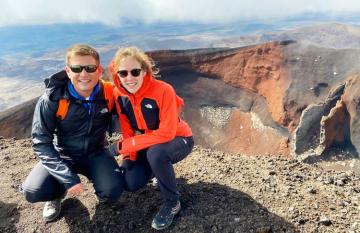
[84,102,96,155]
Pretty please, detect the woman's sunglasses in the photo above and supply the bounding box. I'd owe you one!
[117,68,142,78]
[68,65,98,73]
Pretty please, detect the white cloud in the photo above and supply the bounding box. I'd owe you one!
[1,0,360,27]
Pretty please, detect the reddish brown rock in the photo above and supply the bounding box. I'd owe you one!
[317,99,351,154]
[342,75,360,153]
[219,110,290,156]
[0,98,37,139]
[192,42,290,126]
[292,84,345,155]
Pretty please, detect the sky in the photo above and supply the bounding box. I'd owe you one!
[1,0,360,27]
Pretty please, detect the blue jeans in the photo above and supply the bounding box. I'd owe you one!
[21,150,124,202]
[123,136,194,202]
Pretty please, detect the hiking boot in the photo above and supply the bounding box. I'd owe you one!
[151,200,181,230]
[42,199,62,222]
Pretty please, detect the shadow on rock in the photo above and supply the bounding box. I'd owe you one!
[62,198,92,233]
[303,145,359,165]
[0,201,20,233]
[176,179,297,233]
[88,178,298,233]
[92,186,161,233]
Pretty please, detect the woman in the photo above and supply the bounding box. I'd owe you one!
[109,46,194,230]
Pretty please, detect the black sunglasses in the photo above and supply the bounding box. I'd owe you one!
[68,65,98,73]
[117,68,142,78]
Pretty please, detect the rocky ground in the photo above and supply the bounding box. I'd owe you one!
[0,137,359,233]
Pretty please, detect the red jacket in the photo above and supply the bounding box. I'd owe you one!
[110,65,192,161]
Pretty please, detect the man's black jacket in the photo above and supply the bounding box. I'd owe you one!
[32,70,112,189]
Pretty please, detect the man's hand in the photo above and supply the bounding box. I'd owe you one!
[68,183,84,196]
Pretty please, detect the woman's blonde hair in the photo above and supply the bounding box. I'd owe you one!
[113,46,158,76]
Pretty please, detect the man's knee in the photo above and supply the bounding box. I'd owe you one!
[126,183,142,192]
[102,183,123,200]
[20,178,65,203]
[95,177,124,200]
[146,145,168,166]
[125,173,148,192]
[20,184,42,203]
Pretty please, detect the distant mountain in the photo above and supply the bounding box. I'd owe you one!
[204,23,360,50]
[2,22,360,113]
[1,21,359,57]
[260,22,360,49]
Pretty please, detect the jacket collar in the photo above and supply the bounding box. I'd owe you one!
[44,70,68,90]
[44,70,69,101]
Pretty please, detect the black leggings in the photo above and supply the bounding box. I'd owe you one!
[123,136,194,202]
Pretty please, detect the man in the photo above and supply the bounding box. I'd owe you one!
[20,44,123,222]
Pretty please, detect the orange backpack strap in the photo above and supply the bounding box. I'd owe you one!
[56,81,113,120]
[101,80,114,111]
[56,98,70,120]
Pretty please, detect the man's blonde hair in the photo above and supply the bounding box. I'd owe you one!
[65,44,100,65]
[113,46,157,76]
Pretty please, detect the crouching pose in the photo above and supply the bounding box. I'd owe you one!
[20,44,124,222]
[109,46,194,230]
